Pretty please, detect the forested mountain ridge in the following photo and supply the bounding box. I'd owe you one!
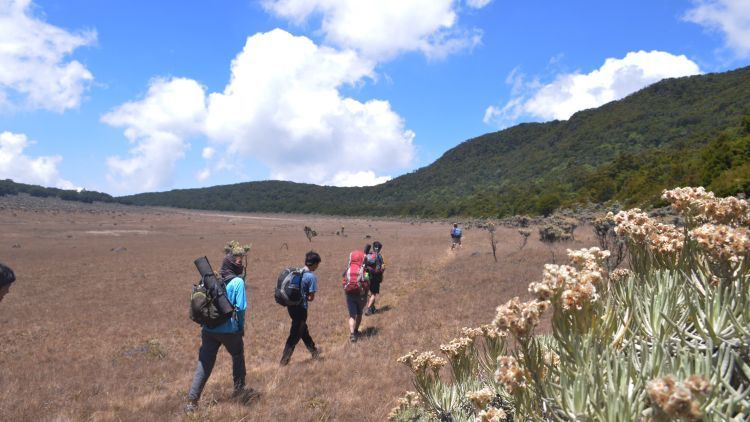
[116,66,750,216]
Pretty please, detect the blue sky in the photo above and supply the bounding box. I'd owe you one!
[0,0,749,195]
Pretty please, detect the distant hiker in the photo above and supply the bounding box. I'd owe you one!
[186,242,256,412]
[0,262,16,303]
[451,223,463,249]
[342,248,370,342]
[365,241,386,316]
[279,251,322,366]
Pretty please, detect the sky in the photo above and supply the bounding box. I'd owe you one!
[0,0,749,195]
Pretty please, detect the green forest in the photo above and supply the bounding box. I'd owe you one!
[4,66,750,218]
[0,179,114,204]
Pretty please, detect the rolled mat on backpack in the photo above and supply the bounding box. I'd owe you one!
[194,256,235,316]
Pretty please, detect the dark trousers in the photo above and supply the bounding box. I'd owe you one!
[188,330,246,401]
[285,305,315,350]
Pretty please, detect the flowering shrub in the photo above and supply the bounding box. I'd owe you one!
[390,187,750,421]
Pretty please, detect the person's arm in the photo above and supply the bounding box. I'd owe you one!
[306,273,318,302]
[233,278,247,333]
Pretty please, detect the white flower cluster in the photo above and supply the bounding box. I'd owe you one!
[647,375,710,420]
[387,391,422,421]
[492,297,550,339]
[494,356,526,394]
[439,336,474,358]
[663,187,750,225]
[613,209,685,255]
[690,224,750,264]
[528,248,607,311]
[397,350,447,372]
[466,387,495,409]
[478,406,507,421]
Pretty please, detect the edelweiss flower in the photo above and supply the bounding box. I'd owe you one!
[478,406,507,422]
[647,375,705,420]
[495,356,526,394]
[466,387,494,409]
[493,298,549,339]
[440,337,474,358]
[690,224,750,264]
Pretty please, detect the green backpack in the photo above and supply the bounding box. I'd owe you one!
[190,275,234,328]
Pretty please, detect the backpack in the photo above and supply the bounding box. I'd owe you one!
[275,267,306,306]
[189,256,236,328]
[365,251,382,274]
[451,227,462,237]
[342,250,369,295]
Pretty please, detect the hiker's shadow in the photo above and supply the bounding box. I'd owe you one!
[360,326,379,339]
[376,305,393,314]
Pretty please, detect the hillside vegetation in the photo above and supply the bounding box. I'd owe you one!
[0,179,114,204]
[105,66,750,216]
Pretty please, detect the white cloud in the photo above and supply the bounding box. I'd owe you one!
[103,29,415,193]
[0,131,77,189]
[0,0,96,112]
[261,0,481,61]
[196,168,211,181]
[684,0,750,58]
[484,51,702,127]
[466,0,492,9]
[101,77,207,193]
[329,170,391,186]
[201,147,215,159]
[205,29,414,186]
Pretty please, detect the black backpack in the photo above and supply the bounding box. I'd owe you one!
[189,256,236,327]
[274,267,306,306]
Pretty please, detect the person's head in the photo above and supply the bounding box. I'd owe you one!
[453,223,458,228]
[221,240,250,280]
[373,241,382,252]
[0,262,16,303]
[364,243,372,254]
[305,251,321,270]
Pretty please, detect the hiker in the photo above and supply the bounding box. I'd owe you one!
[280,251,322,366]
[365,241,386,316]
[0,262,16,303]
[342,248,369,342]
[186,243,255,412]
[451,223,463,249]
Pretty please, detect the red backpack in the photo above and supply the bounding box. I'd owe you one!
[342,250,369,295]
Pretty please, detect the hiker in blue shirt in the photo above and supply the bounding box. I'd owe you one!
[280,251,322,366]
[186,242,257,412]
[451,223,463,250]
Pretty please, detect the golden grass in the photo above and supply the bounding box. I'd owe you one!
[0,203,595,420]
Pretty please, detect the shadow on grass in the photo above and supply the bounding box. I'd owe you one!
[359,326,379,339]
[375,304,393,314]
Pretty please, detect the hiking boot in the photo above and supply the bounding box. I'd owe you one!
[349,333,358,343]
[232,387,260,405]
[280,345,294,366]
[308,346,321,360]
[370,305,377,314]
[184,400,198,413]
[364,307,372,316]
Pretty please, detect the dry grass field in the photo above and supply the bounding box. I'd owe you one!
[0,196,596,421]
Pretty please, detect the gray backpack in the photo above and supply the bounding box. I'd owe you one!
[274,267,306,306]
